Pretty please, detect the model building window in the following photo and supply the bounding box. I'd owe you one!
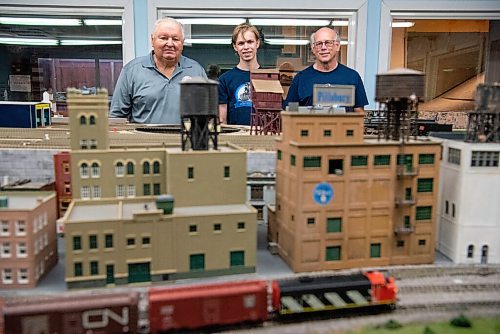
[153,161,160,174]
[326,217,342,233]
[105,234,113,248]
[374,155,391,166]
[189,224,197,233]
[251,185,264,200]
[127,185,136,197]
[143,183,151,195]
[237,222,246,230]
[256,206,264,220]
[404,216,411,228]
[18,268,28,284]
[277,150,282,160]
[126,237,135,246]
[90,261,99,275]
[448,148,461,165]
[452,203,456,217]
[1,242,11,258]
[90,139,97,149]
[213,223,221,232]
[142,161,150,174]
[324,129,332,137]
[370,243,381,258]
[415,206,432,220]
[445,200,449,214]
[417,178,433,192]
[326,246,341,261]
[230,250,245,267]
[190,253,205,271]
[153,183,161,195]
[89,115,96,125]
[115,161,124,176]
[291,155,296,166]
[467,244,474,258]
[396,240,405,247]
[64,182,71,194]
[301,129,309,137]
[224,166,230,178]
[187,166,194,179]
[74,262,83,277]
[307,217,315,225]
[80,163,89,177]
[15,220,26,236]
[346,129,354,136]
[91,162,100,177]
[63,162,70,174]
[80,139,88,149]
[116,184,125,197]
[142,236,151,245]
[16,242,27,258]
[89,235,97,249]
[79,115,86,125]
[73,236,81,251]
[471,151,499,167]
[0,220,9,236]
[418,239,426,246]
[303,156,321,168]
[92,186,101,199]
[351,155,368,167]
[127,161,135,175]
[418,153,435,165]
[2,268,13,284]
[80,185,90,199]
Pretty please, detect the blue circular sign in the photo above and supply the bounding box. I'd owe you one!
[313,183,334,205]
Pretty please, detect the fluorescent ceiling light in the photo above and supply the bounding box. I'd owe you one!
[178,18,245,25]
[265,39,310,45]
[250,18,330,26]
[392,21,415,28]
[331,20,349,26]
[184,38,231,44]
[84,19,122,26]
[0,37,58,46]
[61,39,122,46]
[0,16,81,26]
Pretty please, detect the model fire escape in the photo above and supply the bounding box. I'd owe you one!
[464,83,500,143]
[375,69,425,236]
[180,78,219,150]
[250,69,284,135]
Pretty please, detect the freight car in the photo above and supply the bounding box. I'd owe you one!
[2,291,139,334]
[1,271,397,334]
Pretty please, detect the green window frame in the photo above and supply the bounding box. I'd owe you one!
[323,129,332,137]
[346,129,354,136]
[326,217,342,233]
[153,161,160,174]
[90,261,98,275]
[188,166,194,179]
[143,183,151,195]
[89,235,97,249]
[126,161,134,175]
[326,246,341,261]
[142,236,150,245]
[303,156,321,168]
[89,115,96,125]
[189,224,197,233]
[404,216,411,228]
[419,153,435,165]
[74,262,83,276]
[300,129,309,137]
[190,253,205,271]
[105,234,113,248]
[417,178,434,192]
[277,150,282,160]
[79,115,86,125]
[73,236,81,251]
[237,222,245,230]
[370,243,381,258]
[143,161,150,174]
[374,155,391,166]
[291,155,296,166]
[213,223,221,231]
[126,237,135,246]
[351,155,368,166]
[230,250,245,267]
[416,206,432,220]
[224,166,230,178]
[153,183,161,195]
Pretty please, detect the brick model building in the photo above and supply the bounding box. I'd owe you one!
[61,89,257,288]
[53,151,72,218]
[0,191,58,288]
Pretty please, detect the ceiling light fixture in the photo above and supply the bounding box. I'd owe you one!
[250,18,330,26]
[177,18,245,26]
[331,20,349,26]
[265,39,310,45]
[60,39,122,46]
[184,38,231,45]
[83,19,122,26]
[0,16,81,26]
[0,37,59,46]
[391,21,415,28]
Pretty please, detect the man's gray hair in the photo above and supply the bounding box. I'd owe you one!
[152,17,184,41]
[310,26,340,45]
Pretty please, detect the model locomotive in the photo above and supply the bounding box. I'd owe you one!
[0,271,397,334]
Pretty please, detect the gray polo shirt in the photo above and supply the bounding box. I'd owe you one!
[110,52,207,124]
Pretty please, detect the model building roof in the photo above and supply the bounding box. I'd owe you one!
[251,79,284,94]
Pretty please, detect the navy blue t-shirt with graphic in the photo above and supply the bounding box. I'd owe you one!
[218,67,252,125]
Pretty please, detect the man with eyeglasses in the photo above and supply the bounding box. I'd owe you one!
[110,17,207,124]
[285,27,368,112]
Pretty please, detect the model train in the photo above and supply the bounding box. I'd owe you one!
[0,271,397,334]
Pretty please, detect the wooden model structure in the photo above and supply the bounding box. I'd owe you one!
[250,69,284,135]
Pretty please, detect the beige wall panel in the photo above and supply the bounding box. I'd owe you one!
[347,237,366,260]
[301,240,320,263]
[348,179,369,207]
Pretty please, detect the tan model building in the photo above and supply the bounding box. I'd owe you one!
[62,90,256,288]
[0,191,58,288]
[268,111,441,272]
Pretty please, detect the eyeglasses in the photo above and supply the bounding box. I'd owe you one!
[312,40,337,49]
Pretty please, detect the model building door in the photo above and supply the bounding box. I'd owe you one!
[21,315,49,334]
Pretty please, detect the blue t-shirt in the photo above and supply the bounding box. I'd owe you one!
[285,63,368,111]
[218,67,252,125]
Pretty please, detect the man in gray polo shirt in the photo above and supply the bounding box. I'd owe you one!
[110,17,207,124]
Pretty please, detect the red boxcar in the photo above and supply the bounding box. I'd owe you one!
[3,291,139,334]
[148,280,269,333]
